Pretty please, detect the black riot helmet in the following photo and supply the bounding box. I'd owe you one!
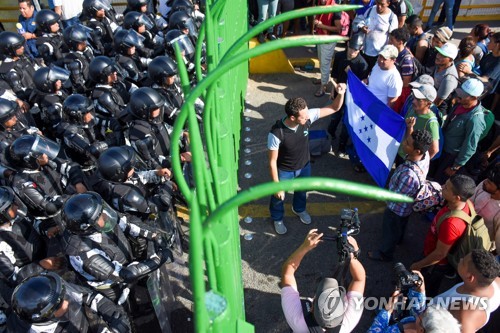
[165,29,195,60]
[123,11,154,31]
[63,192,119,235]
[0,186,28,225]
[0,98,18,129]
[127,0,148,11]
[35,9,61,33]
[128,87,165,122]
[89,56,117,84]
[0,31,25,58]
[168,10,198,37]
[12,272,66,323]
[147,55,178,85]
[83,0,111,17]
[63,24,92,50]
[33,66,70,93]
[114,28,145,54]
[170,0,195,16]
[97,146,137,182]
[63,94,95,125]
[8,134,60,169]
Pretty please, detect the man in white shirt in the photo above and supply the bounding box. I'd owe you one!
[367,44,403,110]
[280,229,365,332]
[357,0,398,70]
[54,0,83,28]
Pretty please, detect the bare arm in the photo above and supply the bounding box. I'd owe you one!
[281,229,323,289]
[402,75,412,88]
[415,41,427,63]
[388,96,399,109]
[318,83,346,118]
[268,149,284,200]
[54,6,62,16]
[410,240,452,271]
[429,140,439,159]
[451,302,487,333]
[346,237,365,294]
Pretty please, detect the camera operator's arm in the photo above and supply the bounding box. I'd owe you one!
[410,240,452,271]
[346,236,365,294]
[280,229,323,289]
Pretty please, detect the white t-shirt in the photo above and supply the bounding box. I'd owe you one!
[367,63,403,105]
[362,8,398,57]
[281,285,363,333]
[53,0,83,20]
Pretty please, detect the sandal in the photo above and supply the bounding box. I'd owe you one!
[367,250,392,262]
[314,87,326,97]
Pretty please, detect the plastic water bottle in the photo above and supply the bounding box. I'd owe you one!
[16,23,26,34]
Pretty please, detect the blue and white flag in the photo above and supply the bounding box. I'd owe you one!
[344,71,406,187]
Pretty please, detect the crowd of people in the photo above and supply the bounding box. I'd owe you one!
[263,1,500,333]
[0,0,206,331]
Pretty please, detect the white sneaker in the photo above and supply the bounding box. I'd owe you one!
[291,208,312,225]
[274,220,287,234]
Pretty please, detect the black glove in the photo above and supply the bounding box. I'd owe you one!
[45,196,64,215]
[109,311,131,333]
[156,246,173,266]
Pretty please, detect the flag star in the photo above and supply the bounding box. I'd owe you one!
[367,137,371,143]
[370,124,373,129]
[359,128,362,134]
[364,126,368,132]
[361,115,365,121]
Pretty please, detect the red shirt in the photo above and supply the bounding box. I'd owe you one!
[423,203,470,265]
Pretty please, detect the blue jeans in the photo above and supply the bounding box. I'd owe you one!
[257,0,279,33]
[426,0,454,30]
[269,162,311,221]
[379,207,410,259]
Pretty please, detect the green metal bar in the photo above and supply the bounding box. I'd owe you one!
[204,177,413,229]
[221,5,361,61]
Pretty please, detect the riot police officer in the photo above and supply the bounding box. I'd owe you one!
[0,186,66,307]
[123,11,165,57]
[30,66,71,139]
[0,31,40,102]
[89,56,131,143]
[168,9,199,39]
[57,94,109,176]
[113,29,150,85]
[7,134,87,236]
[169,0,205,29]
[82,0,121,56]
[148,55,203,125]
[0,98,38,154]
[61,192,172,303]
[9,271,132,333]
[34,9,67,66]
[62,24,96,94]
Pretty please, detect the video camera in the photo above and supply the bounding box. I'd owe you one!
[322,208,361,263]
[393,262,422,293]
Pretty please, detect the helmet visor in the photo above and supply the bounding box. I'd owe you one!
[94,0,111,11]
[31,135,60,161]
[0,187,28,225]
[169,34,195,59]
[95,201,119,233]
[123,29,146,48]
[137,14,154,30]
[48,66,70,83]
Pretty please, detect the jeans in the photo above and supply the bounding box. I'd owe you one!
[317,42,337,85]
[269,162,311,221]
[379,207,410,259]
[426,0,454,30]
[257,0,279,33]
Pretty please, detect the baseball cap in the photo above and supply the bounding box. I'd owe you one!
[409,74,435,88]
[313,278,345,328]
[435,43,458,60]
[378,44,398,59]
[456,78,484,98]
[412,84,437,102]
[434,27,453,43]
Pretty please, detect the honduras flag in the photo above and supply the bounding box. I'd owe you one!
[345,71,406,187]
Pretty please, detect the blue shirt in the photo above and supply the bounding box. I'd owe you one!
[18,11,39,58]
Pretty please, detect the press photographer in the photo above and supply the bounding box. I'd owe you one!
[367,263,461,333]
[280,229,365,333]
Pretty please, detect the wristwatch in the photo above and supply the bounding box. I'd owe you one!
[451,165,461,171]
